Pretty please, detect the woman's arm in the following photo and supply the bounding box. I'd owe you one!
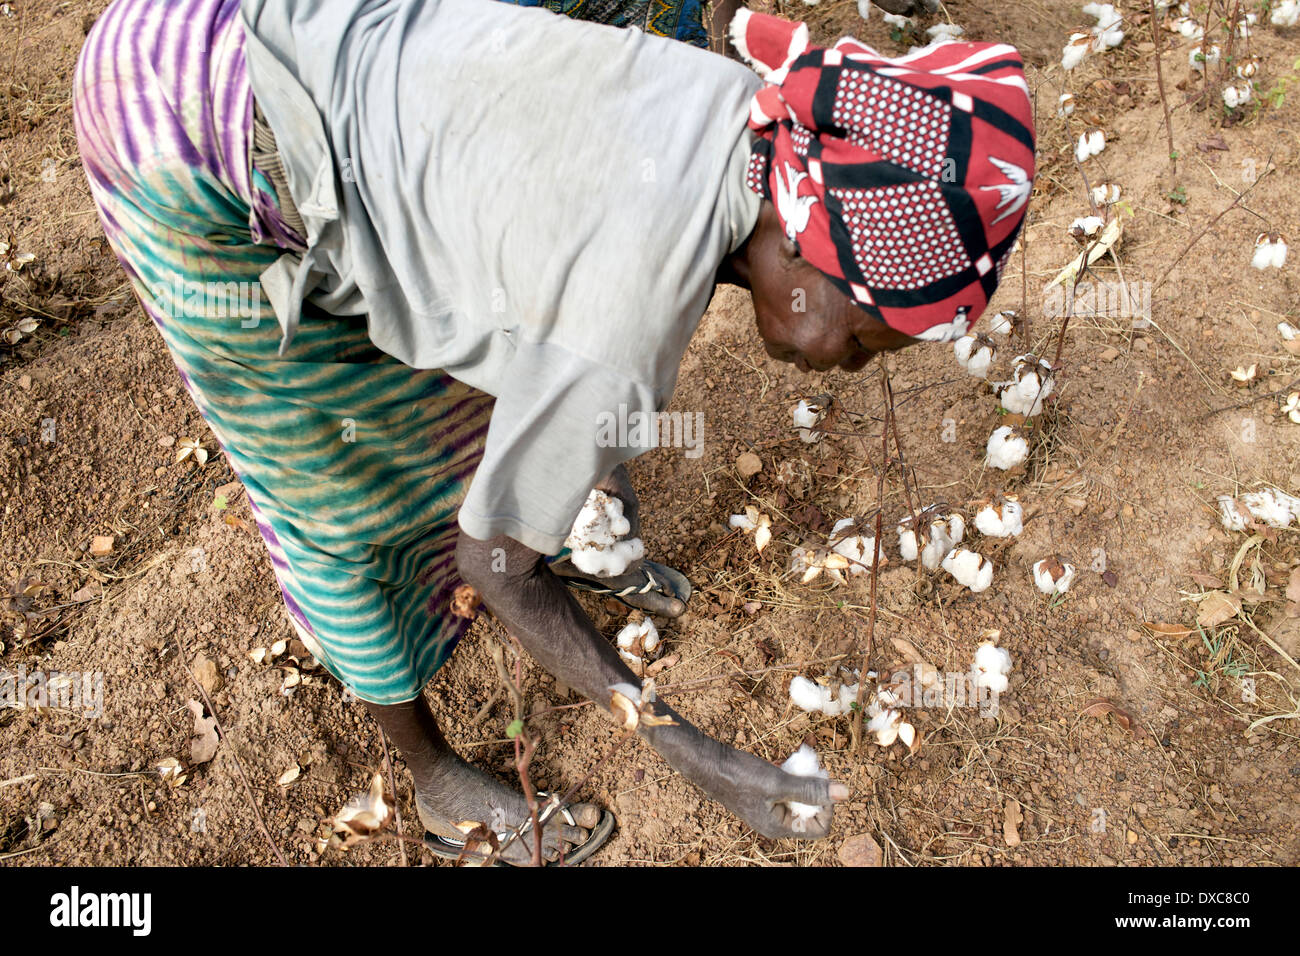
[457,531,846,838]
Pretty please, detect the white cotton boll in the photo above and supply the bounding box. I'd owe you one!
[564,490,645,577]
[830,518,881,575]
[988,311,1015,336]
[1217,495,1249,532]
[954,333,976,367]
[1223,82,1252,109]
[1253,234,1288,270]
[1062,33,1091,70]
[942,548,993,592]
[1173,16,1204,39]
[945,513,966,546]
[789,675,834,714]
[882,12,911,27]
[781,745,827,830]
[1091,183,1121,206]
[985,425,1029,470]
[729,512,757,532]
[1076,127,1106,162]
[1240,489,1300,528]
[855,0,869,16]
[921,525,952,571]
[1272,0,1299,27]
[927,23,964,41]
[974,497,1024,537]
[973,641,1012,693]
[867,708,903,746]
[1071,216,1105,240]
[1033,556,1076,595]
[1189,44,1220,71]
[616,617,659,654]
[793,399,825,443]
[898,525,920,562]
[954,334,995,378]
[1057,93,1075,118]
[1279,322,1299,341]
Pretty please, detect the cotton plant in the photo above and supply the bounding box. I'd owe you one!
[780,745,828,832]
[1252,233,1288,270]
[1033,555,1076,595]
[729,505,773,554]
[974,494,1025,537]
[988,310,1017,337]
[1076,127,1106,162]
[954,332,997,378]
[942,548,994,592]
[985,425,1029,470]
[564,489,645,576]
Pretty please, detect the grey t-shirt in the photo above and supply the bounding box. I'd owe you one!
[240,0,761,553]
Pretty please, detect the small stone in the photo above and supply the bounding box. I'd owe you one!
[837,832,883,867]
[1127,829,1138,844]
[89,535,115,557]
[192,654,222,696]
[735,452,762,479]
[1099,347,1120,362]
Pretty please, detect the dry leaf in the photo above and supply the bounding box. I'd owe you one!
[186,699,220,765]
[643,653,680,677]
[890,637,928,666]
[1003,798,1023,847]
[1142,621,1194,637]
[735,451,762,479]
[1081,698,1142,736]
[1196,590,1242,627]
[836,832,883,867]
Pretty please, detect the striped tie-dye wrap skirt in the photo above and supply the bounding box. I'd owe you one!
[73,0,711,706]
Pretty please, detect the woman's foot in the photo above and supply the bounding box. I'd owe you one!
[414,752,602,865]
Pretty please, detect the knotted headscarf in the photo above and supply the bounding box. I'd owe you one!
[731,10,1035,341]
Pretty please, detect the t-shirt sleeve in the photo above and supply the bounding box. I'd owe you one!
[457,341,663,555]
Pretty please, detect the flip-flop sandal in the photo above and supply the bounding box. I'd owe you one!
[557,559,692,615]
[421,796,616,868]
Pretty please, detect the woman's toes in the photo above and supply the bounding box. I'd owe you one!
[569,803,602,829]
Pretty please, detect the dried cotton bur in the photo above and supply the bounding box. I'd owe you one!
[329,773,395,848]
[729,505,772,553]
[564,489,645,576]
[780,744,829,832]
[608,680,675,732]
[1033,554,1076,595]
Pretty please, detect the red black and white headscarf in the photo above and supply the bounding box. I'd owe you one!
[731,10,1035,342]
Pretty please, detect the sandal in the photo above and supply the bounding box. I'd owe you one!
[422,795,616,867]
[554,559,692,616]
